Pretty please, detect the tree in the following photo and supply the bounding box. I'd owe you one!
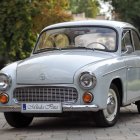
[0,0,36,67]
[0,0,71,68]
[104,0,140,30]
[69,0,100,18]
[32,0,72,33]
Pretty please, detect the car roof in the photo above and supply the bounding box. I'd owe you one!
[42,20,135,31]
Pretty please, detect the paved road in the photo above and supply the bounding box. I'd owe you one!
[0,104,140,140]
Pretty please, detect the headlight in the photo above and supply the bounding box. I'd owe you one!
[79,72,97,89]
[0,73,12,90]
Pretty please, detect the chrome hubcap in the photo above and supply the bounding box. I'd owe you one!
[103,88,118,122]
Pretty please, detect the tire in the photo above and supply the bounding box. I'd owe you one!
[94,84,120,127]
[4,112,33,128]
[135,101,140,113]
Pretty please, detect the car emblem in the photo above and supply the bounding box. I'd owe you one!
[40,73,46,80]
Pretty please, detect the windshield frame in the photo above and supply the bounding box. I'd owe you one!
[33,25,118,54]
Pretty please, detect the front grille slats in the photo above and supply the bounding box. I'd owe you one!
[13,87,78,104]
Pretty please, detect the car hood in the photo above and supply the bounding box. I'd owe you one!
[16,50,113,84]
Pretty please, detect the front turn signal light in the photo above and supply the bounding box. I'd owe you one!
[83,92,93,103]
[0,93,9,104]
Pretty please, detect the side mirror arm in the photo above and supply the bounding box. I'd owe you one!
[122,45,133,55]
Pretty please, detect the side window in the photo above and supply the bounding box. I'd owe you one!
[132,30,140,50]
[121,30,133,52]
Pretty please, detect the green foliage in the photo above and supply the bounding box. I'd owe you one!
[69,0,99,18]
[0,0,71,67]
[0,0,36,64]
[104,0,140,30]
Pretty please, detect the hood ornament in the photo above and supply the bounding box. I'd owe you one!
[40,73,46,80]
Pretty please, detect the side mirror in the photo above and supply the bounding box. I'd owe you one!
[122,45,133,55]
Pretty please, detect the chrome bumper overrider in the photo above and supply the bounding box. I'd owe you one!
[0,105,99,112]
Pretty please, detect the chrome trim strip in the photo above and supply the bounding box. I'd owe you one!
[0,104,99,112]
[0,106,20,112]
[63,104,99,112]
[103,66,126,77]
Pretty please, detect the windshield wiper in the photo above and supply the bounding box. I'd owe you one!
[61,46,95,51]
[35,47,61,53]
[77,46,95,50]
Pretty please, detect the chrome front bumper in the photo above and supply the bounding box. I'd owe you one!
[0,104,99,112]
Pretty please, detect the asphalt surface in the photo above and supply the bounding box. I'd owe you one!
[0,104,140,140]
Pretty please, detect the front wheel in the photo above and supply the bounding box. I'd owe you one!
[94,84,120,127]
[4,112,33,128]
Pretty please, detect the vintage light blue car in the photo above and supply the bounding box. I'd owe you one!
[0,20,140,128]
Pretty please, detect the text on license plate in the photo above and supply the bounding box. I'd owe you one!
[21,103,62,113]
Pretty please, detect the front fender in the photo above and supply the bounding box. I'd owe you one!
[74,57,127,109]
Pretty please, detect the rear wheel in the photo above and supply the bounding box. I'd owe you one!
[4,112,33,128]
[94,84,120,127]
[135,101,140,113]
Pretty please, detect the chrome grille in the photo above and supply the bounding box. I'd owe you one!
[13,87,78,103]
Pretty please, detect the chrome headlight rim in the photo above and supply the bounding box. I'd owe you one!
[79,72,97,90]
[0,73,12,91]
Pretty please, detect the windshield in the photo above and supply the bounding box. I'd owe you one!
[34,27,117,53]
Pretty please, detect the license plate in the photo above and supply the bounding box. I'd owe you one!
[21,103,62,113]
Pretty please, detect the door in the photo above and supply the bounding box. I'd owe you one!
[121,29,138,103]
[128,29,140,101]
